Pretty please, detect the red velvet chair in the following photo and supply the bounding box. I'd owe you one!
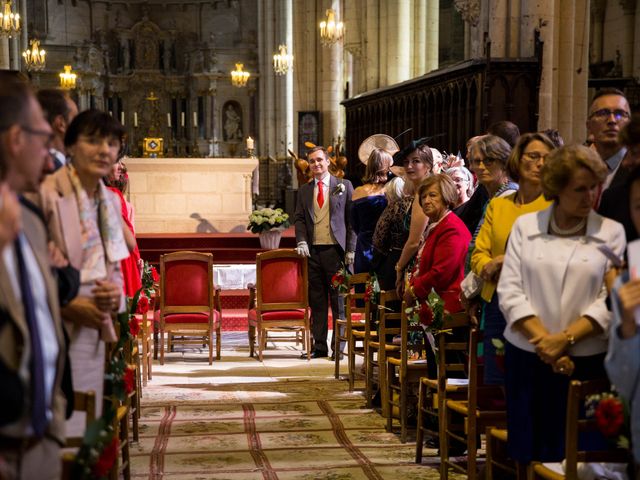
[159,251,221,365]
[247,249,311,361]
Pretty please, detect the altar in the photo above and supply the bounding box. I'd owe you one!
[126,157,258,233]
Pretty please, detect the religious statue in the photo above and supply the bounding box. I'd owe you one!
[223,104,242,141]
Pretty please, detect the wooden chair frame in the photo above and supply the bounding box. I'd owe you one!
[440,327,506,480]
[249,249,311,361]
[415,312,469,463]
[343,273,371,391]
[61,391,97,479]
[159,251,221,365]
[529,378,631,479]
[386,300,431,442]
[365,290,401,416]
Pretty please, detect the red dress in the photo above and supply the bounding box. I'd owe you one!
[410,212,471,323]
[108,187,142,297]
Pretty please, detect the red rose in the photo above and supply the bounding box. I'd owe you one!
[364,284,372,302]
[151,267,159,283]
[136,294,150,315]
[418,302,433,326]
[92,436,119,477]
[595,397,624,437]
[331,273,344,288]
[129,317,141,337]
[123,367,135,395]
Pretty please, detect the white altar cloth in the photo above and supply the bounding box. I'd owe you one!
[214,264,256,290]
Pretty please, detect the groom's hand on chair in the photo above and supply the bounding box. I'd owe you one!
[296,241,310,257]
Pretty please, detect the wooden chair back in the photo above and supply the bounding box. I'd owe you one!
[256,249,308,312]
[341,272,371,384]
[160,251,214,318]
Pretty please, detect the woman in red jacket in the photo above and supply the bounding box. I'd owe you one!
[403,174,471,322]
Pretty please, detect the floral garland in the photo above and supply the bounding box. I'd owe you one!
[585,390,630,449]
[72,264,157,479]
[331,264,351,295]
[364,273,381,306]
[404,288,449,333]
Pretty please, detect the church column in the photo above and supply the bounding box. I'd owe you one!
[453,0,481,59]
[386,0,411,84]
[0,39,9,69]
[556,0,576,140]
[507,0,521,57]
[365,0,379,90]
[414,0,426,76]
[620,0,636,78]
[488,0,508,57]
[320,1,343,146]
[425,0,438,72]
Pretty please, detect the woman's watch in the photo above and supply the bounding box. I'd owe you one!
[563,330,576,346]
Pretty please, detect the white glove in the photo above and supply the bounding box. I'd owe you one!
[345,251,355,265]
[296,241,310,257]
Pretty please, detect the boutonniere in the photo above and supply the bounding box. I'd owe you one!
[332,182,346,196]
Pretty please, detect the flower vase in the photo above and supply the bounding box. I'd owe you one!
[259,229,283,249]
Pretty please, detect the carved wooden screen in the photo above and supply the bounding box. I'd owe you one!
[342,58,541,180]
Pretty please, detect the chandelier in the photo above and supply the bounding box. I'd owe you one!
[319,9,344,46]
[272,44,293,75]
[22,39,46,72]
[0,0,20,38]
[230,63,250,87]
[59,65,77,90]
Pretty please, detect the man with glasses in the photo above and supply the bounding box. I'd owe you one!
[36,89,78,172]
[0,81,66,480]
[586,87,632,191]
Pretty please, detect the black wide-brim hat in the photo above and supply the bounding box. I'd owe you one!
[392,136,432,164]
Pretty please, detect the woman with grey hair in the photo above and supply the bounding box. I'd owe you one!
[454,135,516,235]
[445,165,475,208]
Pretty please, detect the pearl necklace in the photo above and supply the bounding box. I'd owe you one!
[550,213,586,236]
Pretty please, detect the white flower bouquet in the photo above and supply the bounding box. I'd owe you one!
[247,207,290,234]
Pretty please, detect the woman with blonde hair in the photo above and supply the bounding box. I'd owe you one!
[351,148,392,274]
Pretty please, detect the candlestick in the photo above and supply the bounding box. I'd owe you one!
[246,136,254,150]
[134,112,138,127]
[167,113,171,128]
[193,111,198,127]
[108,110,113,117]
[181,112,185,127]
[120,111,125,125]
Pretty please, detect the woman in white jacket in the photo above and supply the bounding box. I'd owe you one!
[497,144,626,465]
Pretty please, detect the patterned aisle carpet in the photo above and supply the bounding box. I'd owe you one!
[131,333,464,479]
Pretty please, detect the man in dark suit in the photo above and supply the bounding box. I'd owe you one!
[36,88,78,172]
[0,80,67,480]
[295,146,356,359]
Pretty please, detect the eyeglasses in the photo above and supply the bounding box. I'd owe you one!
[589,109,630,121]
[523,151,547,162]
[20,125,55,146]
[470,156,497,167]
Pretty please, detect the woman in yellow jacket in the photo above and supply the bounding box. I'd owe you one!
[471,132,556,385]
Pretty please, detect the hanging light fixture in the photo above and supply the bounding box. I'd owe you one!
[59,65,77,90]
[0,0,20,38]
[272,44,293,75]
[230,63,250,87]
[319,9,344,46]
[22,39,46,72]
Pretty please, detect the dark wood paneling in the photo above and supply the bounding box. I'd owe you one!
[342,56,542,179]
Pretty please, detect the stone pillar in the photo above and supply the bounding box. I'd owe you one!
[283,0,293,157]
[387,0,411,84]
[453,0,481,59]
[556,0,576,140]
[634,3,640,79]
[425,0,439,72]
[365,0,380,91]
[0,39,10,69]
[488,0,508,57]
[620,0,636,77]
[414,0,427,76]
[507,0,521,57]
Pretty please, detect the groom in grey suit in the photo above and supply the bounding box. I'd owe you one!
[294,146,356,359]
